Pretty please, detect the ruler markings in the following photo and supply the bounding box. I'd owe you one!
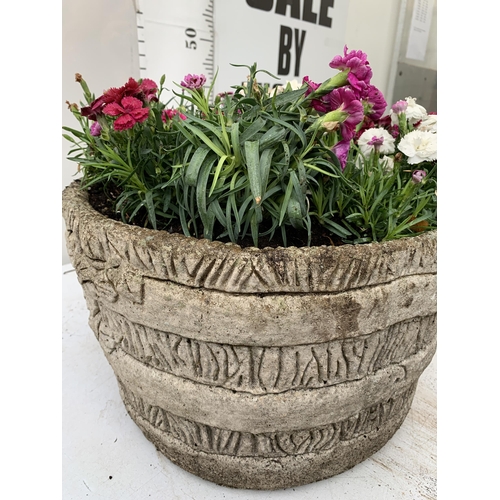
[137,0,215,90]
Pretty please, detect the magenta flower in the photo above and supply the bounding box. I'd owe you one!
[368,136,384,148]
[181,74,206,90]
[361,85,387,121]
[102,96,150,131]
[412,170,427,184]
[302,76,330,113]
[329,46,373,92]
[328,87,364,140]
[90,121,102,136]
[303,76,320,94]
[332,139,351,170]
[161,108,187,122]
[391,100,408,115]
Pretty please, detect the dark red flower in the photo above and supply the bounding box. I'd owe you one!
[81,78,157,120]
[103,96,150,131]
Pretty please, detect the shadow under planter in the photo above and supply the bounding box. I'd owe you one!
[62,181,437,490]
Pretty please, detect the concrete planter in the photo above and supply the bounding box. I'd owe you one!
[62,181,437,490]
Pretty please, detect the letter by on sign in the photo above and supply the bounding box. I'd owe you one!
[246,0,274,11]
[278,26,307,77]
[278,25,293,75]
[319,0,334,28]
[294,28,306,76]
[275,0,301,20]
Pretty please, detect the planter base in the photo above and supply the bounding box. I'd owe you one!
[119,380,417,490]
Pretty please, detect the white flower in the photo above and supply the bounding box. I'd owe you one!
[417,113,437,133]
[286,79,301,90]
[268,85,283,97]
[357,127,396,156]
[380,155,394,172]
[267,79,302,97]
[397,130,437,164]
[404,97,427,125]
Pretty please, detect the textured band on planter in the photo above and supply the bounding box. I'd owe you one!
[62,181,437,490]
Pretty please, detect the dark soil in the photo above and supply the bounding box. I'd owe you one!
[87,183,344,249]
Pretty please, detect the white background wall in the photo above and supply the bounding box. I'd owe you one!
[61,0,410,264]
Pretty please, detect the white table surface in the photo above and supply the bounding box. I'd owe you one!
[62,263,437,500]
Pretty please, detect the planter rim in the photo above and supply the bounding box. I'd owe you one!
[63,181,437,294]
[63,180,436,254]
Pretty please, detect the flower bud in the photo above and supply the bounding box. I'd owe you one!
[391,100,407,114]
[307,69,349,99]
[412,170,427,184]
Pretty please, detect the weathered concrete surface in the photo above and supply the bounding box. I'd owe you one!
[62,182,437,490]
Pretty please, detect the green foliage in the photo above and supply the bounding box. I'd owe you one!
[64,62,437,247]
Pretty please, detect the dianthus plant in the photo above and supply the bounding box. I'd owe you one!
[63,46,437,246]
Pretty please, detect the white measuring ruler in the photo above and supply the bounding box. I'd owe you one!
[135,0,215,100]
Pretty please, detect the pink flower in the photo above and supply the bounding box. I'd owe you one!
[181,74,206,90]
[138,78,158,101]
[333,139,351,170]
[412,170,427,183]
[328,87,364,140]
[329,46,373,92]
[90,121,102,136]
[391,100,408,114]
[103,96,150,131]
[162,108,187,122]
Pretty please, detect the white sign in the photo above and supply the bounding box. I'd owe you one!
[136,0,349,100]
[405,0,435,61]
[214,0,349,92]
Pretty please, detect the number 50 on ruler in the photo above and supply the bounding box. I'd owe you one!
[135,0,215,97]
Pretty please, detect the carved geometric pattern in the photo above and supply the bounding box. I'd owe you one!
[63,183,437,295]
[119,380,417,457]
[98,307,436,394]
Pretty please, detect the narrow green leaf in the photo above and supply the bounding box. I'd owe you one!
[196,153,217,237]
[259,126,287,150]
[265,114,307,148]
[179,119,226,156]
[208,154,228,196]
[144,191,157,230]
[231,123,241,164]
[272,86,307,107]
[287,191,303,229]
[250,211,259,247]
[185,146,210,186]
[290,170,307,214]
[279,176,294,225]
[320,219,352,237]
[244,141,262,205]
[259,147,275,195]
[239,117,266,143]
